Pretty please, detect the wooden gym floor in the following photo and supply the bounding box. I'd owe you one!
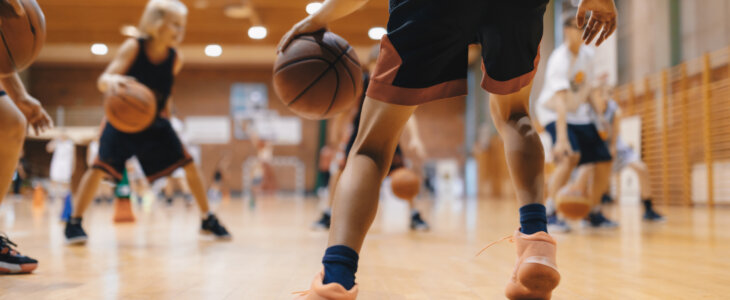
[0,193,728,299]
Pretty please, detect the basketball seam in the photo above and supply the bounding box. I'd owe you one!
[321,62,340,117]
[0,31,17,70]
[286,50,349,108]
[25,2,37,61]
[118,94,150,114]
[274,56,331,73]
[327,42,358,98]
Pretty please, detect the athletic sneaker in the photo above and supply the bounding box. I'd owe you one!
[409,212,430,231]
[582,212,619,229]
[643,209,666,222]
[0,234,38,274]
[64,217,88,245]
[477,230,560,300]
[312,212,331,230]
[201,214,231,239]
[293,270,358,300]
[547,213,571,233]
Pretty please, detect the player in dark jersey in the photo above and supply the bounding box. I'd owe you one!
[281,0,617,298]
[0,0,53,274]
[64,0,230,244]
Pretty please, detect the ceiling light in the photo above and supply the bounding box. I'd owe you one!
[368,27,387,40]
[306,2,322,15]
[248,26,267,40]
[90,43,108,56]
[205,44,222,57]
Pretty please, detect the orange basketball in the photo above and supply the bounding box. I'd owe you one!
[390,168,421,201]
[273,31,362,120]
[104,81,157,133]
[556,188,592,220]
[0,0,46,75]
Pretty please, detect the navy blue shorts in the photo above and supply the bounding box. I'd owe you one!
[545,122,612,166]
[367,0,547,105]
[93,118,192,182]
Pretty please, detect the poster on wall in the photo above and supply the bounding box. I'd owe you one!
[230,82,268,140]
[185,116,231,144]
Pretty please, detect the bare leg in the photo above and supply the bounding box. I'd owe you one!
[183,163,210,213]
[488,83,544,206]
[328,97,416,252]
[628,162,651,199]
[547,154,580,201]
[0,96,26,203]
[71,168,106,218]
[589,162,612,207]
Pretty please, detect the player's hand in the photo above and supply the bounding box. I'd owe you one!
[277,16,326,53]
[552,139,574,162]
[103,74,136,95]
[576,0,617,46]
[15,95,53,135]
[0,0,25,26]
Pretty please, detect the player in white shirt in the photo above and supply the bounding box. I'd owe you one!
[536,13,617,231]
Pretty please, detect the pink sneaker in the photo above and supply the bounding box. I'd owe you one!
[293,270,359,300]
[478,230,560,300]
[505,230,560,300]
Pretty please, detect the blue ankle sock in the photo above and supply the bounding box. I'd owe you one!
[322,245,359,290]
[519,203,548,234]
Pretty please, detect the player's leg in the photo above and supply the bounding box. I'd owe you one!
[628,161,664,221]
[0,94,38,274]
[309,98,415,294]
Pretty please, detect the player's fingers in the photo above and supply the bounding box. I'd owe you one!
[576,8,587,28]
[582,18,597,41]
[9,0,25,16]
[277,31,295,54]
[585,21,605,45]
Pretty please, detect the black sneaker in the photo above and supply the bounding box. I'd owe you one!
[311,212,331,230]
[582,212,618,229]
[64,217,88,245]
[0,234,38,274]
[410,212,430,231]
[201,214,231,239]
[643,209,666,222]
[601,193,614,204]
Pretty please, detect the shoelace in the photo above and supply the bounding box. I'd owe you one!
[0,234,20,256]
[475,234,513,257]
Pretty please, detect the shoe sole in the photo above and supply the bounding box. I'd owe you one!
[0,262,37,274]
[65,236,88,245]
[199,230,232,240]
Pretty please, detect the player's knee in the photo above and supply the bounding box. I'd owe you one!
[567,153,581,166]
[0,110,27,143]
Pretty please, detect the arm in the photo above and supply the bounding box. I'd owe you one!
[403,115,427,159]
[278,0,371,52]
[552,90,573,160]
[0,73,52,135]
[98,38,138,94]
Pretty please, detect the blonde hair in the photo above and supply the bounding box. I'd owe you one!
[121,0,187,41]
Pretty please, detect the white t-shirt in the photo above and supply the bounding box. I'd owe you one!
[50,139,75,183]
[536,44,596,126]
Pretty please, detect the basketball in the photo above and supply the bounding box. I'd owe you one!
[390,168,420,201]
[0,0,46,76]
[556,188,592,220]
[104,80,157,133]
[273,31,362,120]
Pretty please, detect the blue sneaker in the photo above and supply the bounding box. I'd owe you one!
[547,213,571,233]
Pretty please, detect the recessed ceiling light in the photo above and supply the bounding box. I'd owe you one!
[205,44,222,57]
[306,2,322,15]
[90,43,108,56]
[368,27,387,40]
[248,26,267,40]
